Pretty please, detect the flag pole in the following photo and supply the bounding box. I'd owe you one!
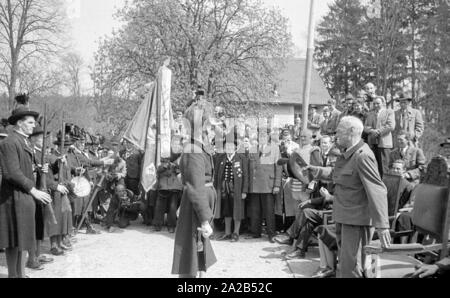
[302,0,316,132]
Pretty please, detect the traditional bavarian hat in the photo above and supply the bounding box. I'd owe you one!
[30,125,51,137]
[53,134,74,147]
[395,91,413,102]
[8,106,39,125]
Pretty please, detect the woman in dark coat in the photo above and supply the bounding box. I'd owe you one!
[172,99,217,278]
[0,107,51,278]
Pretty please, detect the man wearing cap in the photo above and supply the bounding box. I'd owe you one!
[0,106,52,278]
[393,92,424,148]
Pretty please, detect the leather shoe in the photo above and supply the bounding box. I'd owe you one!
[231,233,239,242]
[26,261,44,271]
[60,243,73,251]
[50,247,65,256]
[168,227,175,234]
[245,234,261,240]
[37,255,54,264]
[153,226,162,232]
[285,249,306,260]
[268,236,276,244]
[86,227,101,235]
[274,235,293,245]
[218,234,232,241]
[312,268,335,278]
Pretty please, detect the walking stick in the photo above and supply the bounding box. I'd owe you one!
[76,174,106,232]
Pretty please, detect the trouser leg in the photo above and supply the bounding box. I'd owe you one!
[5,247,19,278]
[153,190,169,227]
[336,223,373,278]
[297,208,323,251]
[262,194,275,237]
[249,194,262,236]
[167,191,180,228]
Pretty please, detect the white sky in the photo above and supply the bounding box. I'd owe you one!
[67,0,334,92]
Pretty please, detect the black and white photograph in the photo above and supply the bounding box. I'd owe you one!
[0,0,449,280]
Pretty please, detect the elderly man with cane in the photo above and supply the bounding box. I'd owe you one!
[307,116,391,278]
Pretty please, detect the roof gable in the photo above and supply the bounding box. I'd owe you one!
[273,58,331,106]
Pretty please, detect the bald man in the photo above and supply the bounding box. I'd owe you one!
[308,116,390,278]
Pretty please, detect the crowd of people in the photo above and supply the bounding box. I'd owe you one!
[0,82,449,279]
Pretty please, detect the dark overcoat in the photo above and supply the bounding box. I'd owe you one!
[0,131,37,250]
[172,141,217,276]
[43,152,73,237]
[214,153,249,220]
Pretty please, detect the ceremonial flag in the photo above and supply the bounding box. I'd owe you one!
[122,82,156,151]
[123,64,173,192]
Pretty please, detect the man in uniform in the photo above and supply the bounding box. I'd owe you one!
[0,106,51,278]
[308,116,391,278]
[246,130,282,243]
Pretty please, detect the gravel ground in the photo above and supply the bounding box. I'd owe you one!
[0,221,320,278]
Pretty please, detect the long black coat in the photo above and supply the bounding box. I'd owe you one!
[0,131,37,250]
[40,151,73,237]
[172,142,217,276]
[214,153,249,221]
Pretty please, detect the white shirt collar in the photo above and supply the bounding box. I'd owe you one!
[14,130,29,139]
[227,152,236,161]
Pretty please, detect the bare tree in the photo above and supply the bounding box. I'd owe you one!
[0,0,66,109]
[62,52,84,97]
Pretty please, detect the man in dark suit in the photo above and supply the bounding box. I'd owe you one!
[0,107,51,278]
[325,99,342,136]
[389,131,426,185]
[246,131,282,243]
[308,116,391,278]
[364,96,396,178]
[214,140,249,242]
[393,92,424,148]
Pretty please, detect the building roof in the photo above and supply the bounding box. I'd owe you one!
[272,58,331,106]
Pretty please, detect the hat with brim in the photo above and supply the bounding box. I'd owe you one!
[54,135,74,147]
[30,126,51,137]
[440,138,450,147]
[8,107,39,125]
[396,92,413,102]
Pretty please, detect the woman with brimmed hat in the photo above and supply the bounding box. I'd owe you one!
[0,106,52,278]
[172,99,217,278]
